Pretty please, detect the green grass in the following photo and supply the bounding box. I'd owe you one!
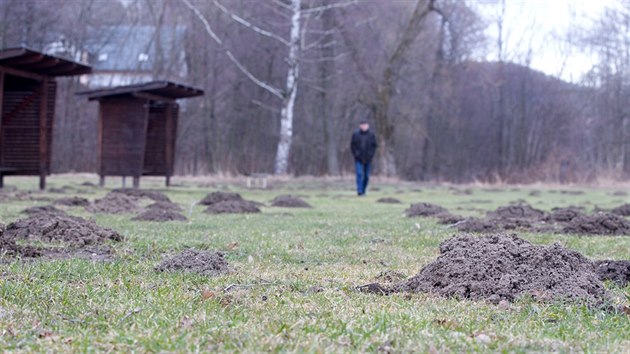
[0,176,629,352]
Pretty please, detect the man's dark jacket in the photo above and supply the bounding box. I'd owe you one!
[351,129,378,164]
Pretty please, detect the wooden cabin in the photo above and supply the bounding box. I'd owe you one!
[0,47,91,189]
[77,81,203,188]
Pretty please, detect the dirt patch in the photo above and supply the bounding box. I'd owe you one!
[562,213,630,236]
[270,195,311,208]
[146,201,183,212]
[54,196,90,207]
[377,197,402,204]
[544,207,585,223]
[48,188,68,194]
[405,203,448,217]
[0,224,42,257]
[132,209,187,222]
[22,205,67,216]
[453,202,546,232]
[112,188,171,202]
[488,202,545,219]
[0,214,123,258]
[204,200,261,214]
[0,190,50,202]
[86,192,140,214]
[456,217,534,233]
[611,190,628,197]
[455,218,499,233]
[560,190,585,195]
[611,204,630,217]
[155,249,231,276]
[528,190,541,196]
[199,191,243,206]
[394,234,610,305]
[436,213,465,225]
[450,188,473,195]
[593,260,630,287]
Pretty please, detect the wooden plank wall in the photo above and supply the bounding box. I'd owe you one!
[0,76,56,176]
[100,97,148,177]
[143,103,167,175]
[1,81,40,174]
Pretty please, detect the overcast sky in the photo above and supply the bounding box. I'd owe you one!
[473,0,620,82]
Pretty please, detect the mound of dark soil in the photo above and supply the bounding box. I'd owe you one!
[48,188,68,194]
[562,213,630,235]
[376,197,402,204]
[270,195,311,208]
[611,190,628,197]
[455,218,499,232]
[450,188,473,195]
[611,204,630,217]
[593,260,630,287]
[22,205,67,216]
[488,202,545,219]
[54,196,90,207]
[81,182,97,187]
[405,203,448,217]
[199,191,243,206]
[545,207,585,222]
[204,200,261,214]
[0,191,50,202]
[0,224,42,257]
[456,217,534,232]
[132,209,187,222]
[560,190,585,195]
[155,249,231,276]
[112,188,171,202]
[396,234,609,305]
[86,193,140,214]
[146,201,183,212]
[1,214,123,258]
[435,213,465,225]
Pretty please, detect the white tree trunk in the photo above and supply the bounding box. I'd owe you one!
[274,0,301,175]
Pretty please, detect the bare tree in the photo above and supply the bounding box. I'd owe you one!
[338,0,441,176]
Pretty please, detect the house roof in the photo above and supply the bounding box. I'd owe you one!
[0,47,92,77]
[86,25,185,72]
[76,81,204,100]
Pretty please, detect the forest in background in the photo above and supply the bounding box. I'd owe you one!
[0,0,628,183]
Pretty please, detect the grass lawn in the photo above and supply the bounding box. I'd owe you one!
[0,175,629,352]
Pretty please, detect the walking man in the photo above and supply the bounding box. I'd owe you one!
[350,120,378,196]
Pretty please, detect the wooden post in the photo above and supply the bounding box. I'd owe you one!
[165,175,170,187]
[164,103,175,187]
[137,99,150,190]
[0,71,4,183]
[97,101,104,186]
[122,176,126,188]
[39,79,48,190]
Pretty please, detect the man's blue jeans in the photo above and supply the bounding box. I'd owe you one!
[355,160,371,195]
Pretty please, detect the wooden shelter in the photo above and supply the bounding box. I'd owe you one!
[77,81,203,188]
[0,47,91,189]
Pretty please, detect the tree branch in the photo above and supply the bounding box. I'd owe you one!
[300,0,358,14]
[181,0,284,99]
[213,0,290,46]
